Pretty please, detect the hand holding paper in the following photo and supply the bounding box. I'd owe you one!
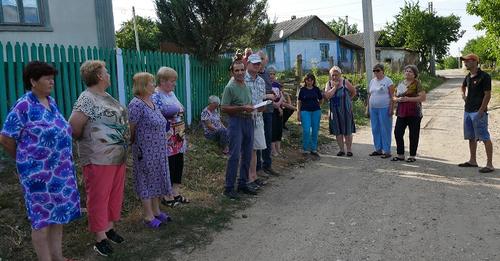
[253,100,272,110]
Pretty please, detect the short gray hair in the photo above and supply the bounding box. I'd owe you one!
[208,95,220,104]
[404,64,419,78]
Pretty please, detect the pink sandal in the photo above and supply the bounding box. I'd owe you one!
[144,218,162,228]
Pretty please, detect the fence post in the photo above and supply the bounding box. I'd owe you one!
[184,53,192,126]
[116,48,127,106]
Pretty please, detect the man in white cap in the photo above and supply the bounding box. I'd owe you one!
[458,53,494,173]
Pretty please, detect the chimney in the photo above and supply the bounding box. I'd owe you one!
[291,15,296,20]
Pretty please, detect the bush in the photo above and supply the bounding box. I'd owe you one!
[443,56,459,69]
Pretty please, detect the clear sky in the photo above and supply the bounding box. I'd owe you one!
[112,0,484,56]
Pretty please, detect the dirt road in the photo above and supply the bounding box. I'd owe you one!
[175,72,500,261]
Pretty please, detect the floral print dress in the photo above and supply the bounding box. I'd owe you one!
[1,92,81,230]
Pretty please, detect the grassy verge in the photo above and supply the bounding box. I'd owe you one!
[0,121,312,260]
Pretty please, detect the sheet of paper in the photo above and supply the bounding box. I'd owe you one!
[253,100,272,109]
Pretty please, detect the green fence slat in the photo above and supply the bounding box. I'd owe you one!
[22,43,29,67]
[30,43,37,61]
[14,42,24,98]
[93,47,98,60]
[74,47,83,97]
[6,42,16,108]
[87,47,92,61]
[38,44,45,62]
[110,49,118,99]
[45,44,52,63]
[53,45,64,114]
[0,42,7,126]
[60,45,72,118]
[67,46,77,107]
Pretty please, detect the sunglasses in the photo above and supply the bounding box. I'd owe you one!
[372,69,381,72]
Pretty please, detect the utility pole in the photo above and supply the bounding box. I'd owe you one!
[362,0,376,80]
[428,1,436,76]
[345,15,348,35]
[132,6,141,54]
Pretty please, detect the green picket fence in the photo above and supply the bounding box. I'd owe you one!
[0,41,117,121]
[0,41,231,127]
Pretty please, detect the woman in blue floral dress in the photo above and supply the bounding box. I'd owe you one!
[0,61,81,261]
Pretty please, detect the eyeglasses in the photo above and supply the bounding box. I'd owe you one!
[372,69,381,72]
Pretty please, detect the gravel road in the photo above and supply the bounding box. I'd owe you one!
[175,71,500,261]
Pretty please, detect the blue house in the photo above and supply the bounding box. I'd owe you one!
[265,15,363,73]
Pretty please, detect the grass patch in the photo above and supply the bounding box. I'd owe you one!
[0,121,309,260]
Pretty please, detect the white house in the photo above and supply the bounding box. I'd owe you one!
[0,0,115,48]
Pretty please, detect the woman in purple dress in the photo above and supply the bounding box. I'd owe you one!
[128,72,172,228]
[0,61,80,261]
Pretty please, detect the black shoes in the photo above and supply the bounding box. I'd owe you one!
[263,167,280,176]
[237,186,258,195]
[105,229,124,244]
[223,190,240,200]
[94,239,113,257]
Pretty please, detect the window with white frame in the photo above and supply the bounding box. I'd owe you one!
[0,0,50,30]
[320,43,329,61]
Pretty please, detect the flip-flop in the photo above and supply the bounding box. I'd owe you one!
[369,151,383,156]
[144,218,162,229]
[346,152,353,157]
[381,153,392,159]
[479,167,494,173]
[406,158,416,163]
[155,212,172,223]
[174,195,190,204]
[458,162,479,167]
[391,157,405,161]
[337,151,345,156]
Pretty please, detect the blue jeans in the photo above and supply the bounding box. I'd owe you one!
[257,112,273,170]
[225,116,254,192]
[370,107,393,153]
[300,110,321,152]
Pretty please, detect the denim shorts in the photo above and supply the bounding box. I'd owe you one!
[464,111,490,141]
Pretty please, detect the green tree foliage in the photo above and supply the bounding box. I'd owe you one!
[116,16,161,51]
[466,0,500,63]
[377,1,463,69]
[462,36,496,66]
[155,0,274,63]
[443,56,459,69]
[327,17,359,35]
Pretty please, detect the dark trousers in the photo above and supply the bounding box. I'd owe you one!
[394,116,422,156]
[225,116,254,192]
[257,112,273,170]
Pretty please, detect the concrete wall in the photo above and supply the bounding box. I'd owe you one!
[0,0,98,47]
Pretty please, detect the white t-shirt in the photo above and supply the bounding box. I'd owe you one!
[369,76,394,108]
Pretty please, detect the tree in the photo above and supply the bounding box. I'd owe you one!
[377,1,463,70]
[442,56,459,69]
[327,17,359,35]
[462,36,496,66]
[155,0,274,63]
[116,16,161,51]
[466,0,500,63]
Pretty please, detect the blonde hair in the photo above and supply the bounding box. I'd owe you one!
[156,66,178,83]
[133,72,154,96]
[329,66,342,75]
[80,60,106,86]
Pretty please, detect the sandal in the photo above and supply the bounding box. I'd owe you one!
[369,151,383,156]
[391,157,405,161]
[155,212,172,223]
[144,218,162,229]
[458,162,478,167]
[336,151,345,156]
[479,167,494,173]
[174,195,190,204]
[406,158,416,163]
[381,153,392,159]
[346,152,353,157]
[161,198,179,208]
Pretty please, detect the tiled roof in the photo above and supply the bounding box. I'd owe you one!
[269,15,316,42]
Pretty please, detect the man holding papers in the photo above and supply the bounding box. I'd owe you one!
[220,60,256,199]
